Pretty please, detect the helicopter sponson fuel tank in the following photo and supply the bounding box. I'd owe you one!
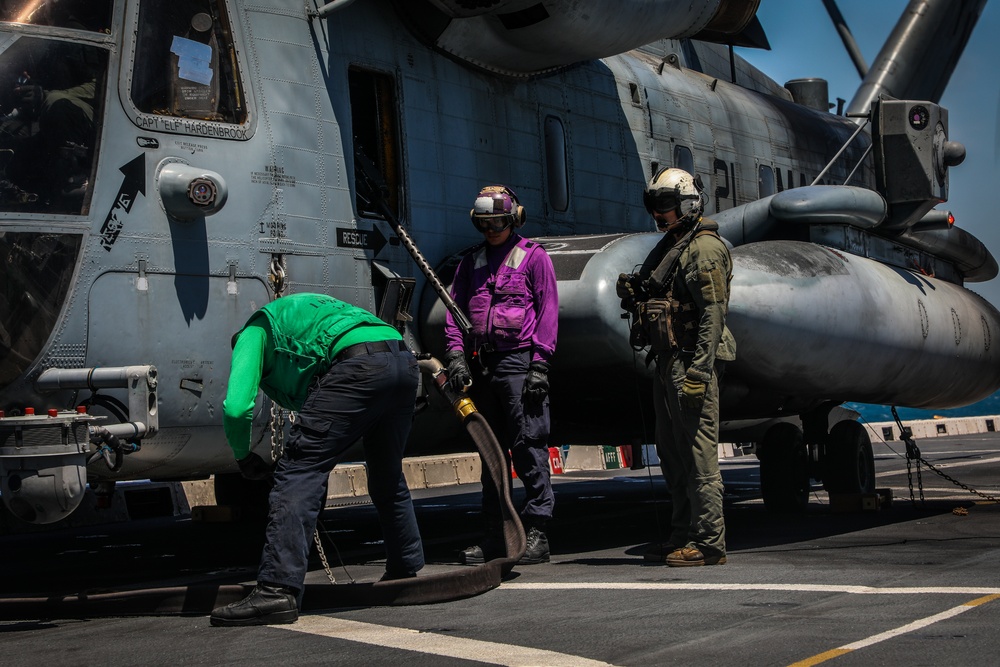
[394,0,761,76]
[725,240,1000,413]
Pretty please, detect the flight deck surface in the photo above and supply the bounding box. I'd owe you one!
[2,432,999,666]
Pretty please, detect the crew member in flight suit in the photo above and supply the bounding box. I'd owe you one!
[618,168,736,566]
[444,185,559,565]
[211,293,424,626]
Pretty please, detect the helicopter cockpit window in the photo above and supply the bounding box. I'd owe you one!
[0,35,108,214]
[0,231,81,385]
[0,1,112,33]
[130,1,246,124]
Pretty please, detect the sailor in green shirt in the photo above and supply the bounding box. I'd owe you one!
[211,293,423,626]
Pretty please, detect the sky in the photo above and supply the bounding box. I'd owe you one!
[735,0,1000,310]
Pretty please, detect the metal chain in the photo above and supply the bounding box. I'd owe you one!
[891,406,998,507]
[269,255,286,298]
[313,523,356,585]
[892,405,924,505]
[892,405,926,507]
[915,454,1000,503]
[914,456,925,504]
[266,254,289,464]
[265,253,341,582]
[313,528,338,585]
[904,453,925,507]
[268,398,285,463]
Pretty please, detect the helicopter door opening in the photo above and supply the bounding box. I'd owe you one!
[349,67,401,220]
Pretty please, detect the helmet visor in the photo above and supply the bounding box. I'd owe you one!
[645,190,680,214]
[472,215,513,233]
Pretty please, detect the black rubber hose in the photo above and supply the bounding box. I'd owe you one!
[87,393,130,423]
[464,410,526,570]
[87,426,125,472]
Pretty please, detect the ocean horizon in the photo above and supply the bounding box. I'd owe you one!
[845,389,1000,423]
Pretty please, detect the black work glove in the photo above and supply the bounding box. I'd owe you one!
[522,361,550,408]
[237,452,274,481]
[616,273,636,299]
[444,350,473,393]
[616,273,644,313]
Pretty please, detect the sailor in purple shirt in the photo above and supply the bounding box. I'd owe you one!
[444,185,559,565]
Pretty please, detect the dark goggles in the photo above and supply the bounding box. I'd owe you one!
[644,190,680,215]
[472,215,513,233]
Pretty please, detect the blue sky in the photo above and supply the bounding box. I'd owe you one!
[736,0,1000,310]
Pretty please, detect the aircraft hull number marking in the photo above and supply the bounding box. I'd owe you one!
[99,154,146,251]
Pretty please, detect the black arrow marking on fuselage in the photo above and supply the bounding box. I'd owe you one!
[336,225,387,256]
[99,154,146,251]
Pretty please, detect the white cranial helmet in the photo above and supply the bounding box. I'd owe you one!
[643,167,703,222]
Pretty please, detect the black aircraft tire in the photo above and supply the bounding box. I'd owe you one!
[823,420,876,495]
[759,422,810,513]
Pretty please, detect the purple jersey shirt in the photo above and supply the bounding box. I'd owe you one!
[444,234,558,364]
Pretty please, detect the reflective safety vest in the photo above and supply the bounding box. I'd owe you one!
[232,293,400,410]
[466,236,542,352]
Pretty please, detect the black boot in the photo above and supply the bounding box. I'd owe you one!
[460,532,504,564]
[519,524,550,565]
[210,583,299,627]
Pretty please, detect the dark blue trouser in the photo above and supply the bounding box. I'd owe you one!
[473,349,554,525]
[257,341,424,591]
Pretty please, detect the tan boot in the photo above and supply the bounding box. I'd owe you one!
[666,546,727,567]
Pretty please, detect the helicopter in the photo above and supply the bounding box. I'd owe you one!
[0,0,996,525]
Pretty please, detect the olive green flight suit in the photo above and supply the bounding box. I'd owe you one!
[653,221,736,558]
